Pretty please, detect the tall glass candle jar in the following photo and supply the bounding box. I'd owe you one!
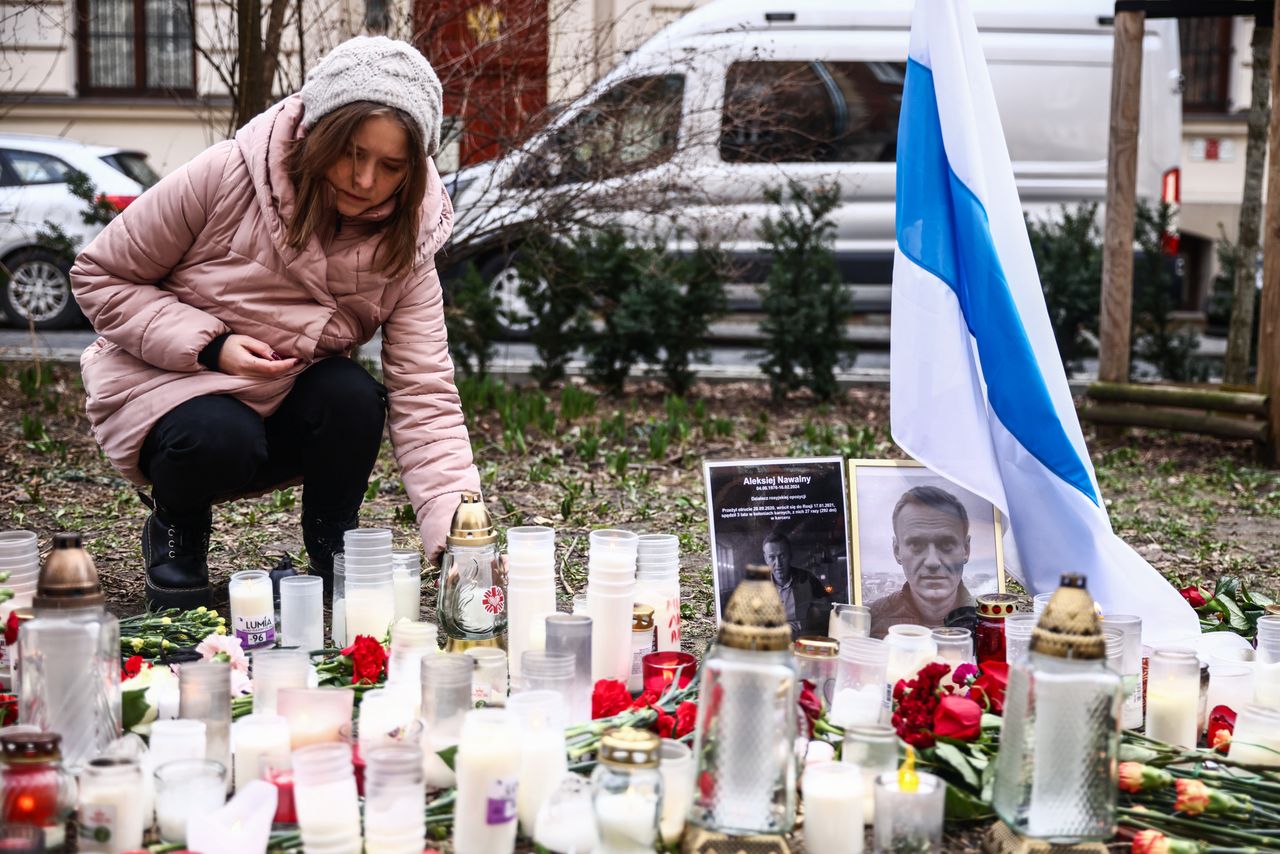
[689,565,797,836]
[1227,704,1280,766]
[344,571,396,646]
[466,646,509,705]
[520,650,574,704]
[591,727,662,854]
[250,648,310,716]
[438,494,505,650]
[992,575,1122,842]
[229,569,276,650]
[628,605,656,694]
[635,534,681,653]
[1254,615,1280,708]
[421,654,473,789]
[154,758,226,845]
[292,742,361,853]
[884,625,937,687]
[931,627,974,668]
[1102,614,1143,729]
[658,738,693,845]
[545,614,592,723]
[1004,614,1037,665]
[279,575,324,652]
[331,554,346,648]
[805,762,864,854]
[453,708,520,854]
[830,638,888,728]
[364,743,426,854]
[276,687,354,749]
[975,593,1018,666]
[829,603,871,642]
[842,724,899,824]
[78,756,145,853]
[0,732,76,850]
[231,714,290,793]
[391,550,422,624]
[794,636,839,708]
[1145,648,1200,748]
[178,661,231,787]
[506,689,568,837]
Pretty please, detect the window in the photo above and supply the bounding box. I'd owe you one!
[101,152,160,187]
[513,74,685,188]
[720,60,906,163]
[1180,18,1232,114]
[76,0,195,95]
[0,150,76,185]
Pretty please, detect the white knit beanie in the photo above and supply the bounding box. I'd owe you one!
[300,36,444,158]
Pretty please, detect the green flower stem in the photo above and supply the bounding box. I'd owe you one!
[1119,808,1280,848]
[1121,816,1260,853]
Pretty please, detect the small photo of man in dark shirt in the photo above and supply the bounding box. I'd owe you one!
[762,532,833,638]
[868,485,977,639]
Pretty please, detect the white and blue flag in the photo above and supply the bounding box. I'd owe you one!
[890,0,1199,643]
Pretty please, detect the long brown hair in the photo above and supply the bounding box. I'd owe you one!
[286,101,428,280]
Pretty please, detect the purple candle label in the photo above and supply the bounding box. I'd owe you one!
[235,614,276,649]
[485,777,518,825]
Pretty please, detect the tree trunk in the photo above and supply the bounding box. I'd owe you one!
[1225,23,1272,386]
[1259,5,1280,464]
[261,0,290,100]
[235,0,266,132]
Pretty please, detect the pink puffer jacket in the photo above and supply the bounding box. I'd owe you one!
[71,94,480,558]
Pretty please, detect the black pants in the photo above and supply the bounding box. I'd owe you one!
[139,357,387,518]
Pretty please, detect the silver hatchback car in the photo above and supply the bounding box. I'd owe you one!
[0,133,158,329]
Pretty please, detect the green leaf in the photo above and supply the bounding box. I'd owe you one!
[1213,577,1242,602]
[980,713,1003,730]
[121,688,150,731]
[934,742,980,790]
[437,744,457,771]
[944,781,993,821]
[1119,742,1161,763]
[1218,595,1251,631]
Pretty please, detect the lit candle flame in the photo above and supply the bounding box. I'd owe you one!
[898,745,919,794]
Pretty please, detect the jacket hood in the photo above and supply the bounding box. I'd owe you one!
[234,95,455,268]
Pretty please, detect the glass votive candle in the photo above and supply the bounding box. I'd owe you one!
[641,651,697,697]
[178,661,232,787]
[794,637,839,708]
[78,757,146,852]
[572,593,589,615]
[931,627,974,669]
[1032,592,1054,617]
[805,761,864,854]
[465,647,509,705]
[291,742,361,849]
[343,572,396,646]
[1103,626,1125,673]
[231,714,290,793]
[1102,614,1144,729]
[1206,664,1255,733]
[830,638,888,729]
[884,625,938,686]
[339,718,424,797]
[1145,647,1200,749]
[1227,704,1280,766]
[830,604,871,642]
[276,687,355,749]
[506,690,569,837]
[261,757,296,824]
[658,738,693,846]
[279,575,324,652]
[229,569,276,650]
[391,550,422,624]
[546,614,593,724]
[154,758,227,844]
[250,648,310,716]
[388,620,439,691]
[364,743,426,854]
[873,770,945,854]
[454,709,521,853]
[148,719,207,769]
[520,651,574,701]
[1002,615,1038,666]
[356,690,418,751]
[842,724,898,824]
[421,654,474,790]
[331,554,346,648]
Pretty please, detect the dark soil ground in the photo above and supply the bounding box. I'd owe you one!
[1,361,1277,853]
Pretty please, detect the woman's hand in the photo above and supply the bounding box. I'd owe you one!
[218,334,299,377]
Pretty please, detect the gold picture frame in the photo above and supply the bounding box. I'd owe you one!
[847,459,1006,637]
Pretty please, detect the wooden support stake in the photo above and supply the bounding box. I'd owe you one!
[1262,3,1280,464]
[1098,9,1146,385]
[1086,382,1270,416]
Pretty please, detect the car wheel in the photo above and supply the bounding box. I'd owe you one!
[1,248,82,329]
[478,251,541,337]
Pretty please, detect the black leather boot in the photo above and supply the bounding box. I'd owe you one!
[302,505,360,593]
[142,498,213,610]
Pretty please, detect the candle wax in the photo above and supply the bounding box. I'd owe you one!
[1145,688,1199,749]
[828,685,883,728]
[230,578,275,649]
[593,791,658,854]
[803,771,864,854]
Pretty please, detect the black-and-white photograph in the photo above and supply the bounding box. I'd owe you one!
[704,457,851,638]
[849,460,1006,640]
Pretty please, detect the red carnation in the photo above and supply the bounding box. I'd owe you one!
[592,679,632,719]
[1179,586,1209,608]
[341,635,388,685]
[653,708,675,738]
[3,612,19,647]
[121,655,145,680]
[798,680,822,738]
[934,695,982,741]
[674,701,698,738]
[969,661,1009,714]
[630,689,660,711]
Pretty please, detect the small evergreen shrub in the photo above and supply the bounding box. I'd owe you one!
[1026,203,1102,374]
[444,263,503,378]
[1132,202,1206,382]
[756,182,852,401]
[515,231,593,389]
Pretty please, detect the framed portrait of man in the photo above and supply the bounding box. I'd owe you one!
[704,457,851,639]
[849,460,1007,640]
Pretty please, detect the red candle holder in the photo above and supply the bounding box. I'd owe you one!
[642,651,696,697]
[262,763,297,825]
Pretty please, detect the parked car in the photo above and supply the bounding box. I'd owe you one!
[0,134,159,329]
[442,0,1182,331]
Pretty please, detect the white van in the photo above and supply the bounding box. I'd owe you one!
[442,0,1181,329]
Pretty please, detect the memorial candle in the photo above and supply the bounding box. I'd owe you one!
[453,709,520,854]
[1145,648,1200,749]
[229,570,276,650]
[804,762,864,854]
[231,714,290,793]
